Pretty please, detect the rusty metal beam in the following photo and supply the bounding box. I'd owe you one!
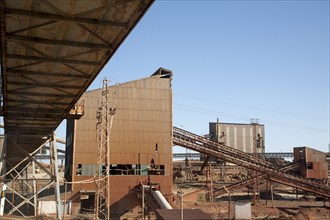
[7,69,91,79]
[5,8,127,27]
[7,34,113,49]
[7,54,100,65]
[5,106,65,113]
[173,127,330,198]
[6,130,50,135]
[6,134,47,139]
[7,81,83,89]
[6,123,57,129]
[9,21,57,34]
[213,161,303,197]
[7,91,76,98]
[6,116,58,123]
[6,98,70,106]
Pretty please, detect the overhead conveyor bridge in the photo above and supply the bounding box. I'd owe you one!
[0,1,154,218]
[0,0,154,172]
[172,126,330,198]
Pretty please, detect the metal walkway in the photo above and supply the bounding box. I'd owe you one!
[0,0,154,172]
[173,126,330,198]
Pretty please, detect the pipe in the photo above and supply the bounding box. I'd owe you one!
[143,186,172,209]
[151,190,172,209]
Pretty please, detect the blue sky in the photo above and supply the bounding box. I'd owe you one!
[56,0,330,153]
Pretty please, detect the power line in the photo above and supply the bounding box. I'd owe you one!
[175,93,329,121]
[174,103,329,133]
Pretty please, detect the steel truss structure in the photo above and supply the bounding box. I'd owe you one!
[95,79,116,220]
[173,126,330,198]
[173,152,330,160]
[213,160,303,197]
[0,0,154,179]
[0,133,62,219]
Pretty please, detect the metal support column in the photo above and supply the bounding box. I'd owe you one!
[0,134,7,216]
[50,133,62,220]
[32,160,37,217]
[250,118,259,204]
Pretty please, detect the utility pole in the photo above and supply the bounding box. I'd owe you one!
[223,186,231,220]
[177,188,184,220]
[250,119,259,204]
[209,162,213,203]
[141,182,145,220]
[95,79,116,220]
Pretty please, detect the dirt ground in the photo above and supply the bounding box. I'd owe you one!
[3,185,330,219]
[3,200,330,220]
[171,198,330,220]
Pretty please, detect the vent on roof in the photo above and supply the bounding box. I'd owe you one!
[151,67,173,79]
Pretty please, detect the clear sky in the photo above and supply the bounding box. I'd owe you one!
[56,0,330,153]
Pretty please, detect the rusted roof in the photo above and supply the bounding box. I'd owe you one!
[156,209,212,220]
[0,0,154,171]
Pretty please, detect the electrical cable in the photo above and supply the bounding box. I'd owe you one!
[175,93,329,121]
[174,103,329,133]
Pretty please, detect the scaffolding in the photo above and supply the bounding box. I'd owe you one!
[95,79,116,220]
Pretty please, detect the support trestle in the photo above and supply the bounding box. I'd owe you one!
[0,133,63,219]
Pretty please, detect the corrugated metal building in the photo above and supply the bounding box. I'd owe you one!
[209,122,265,153]
[293,146,328,179]
[65,68,173,217]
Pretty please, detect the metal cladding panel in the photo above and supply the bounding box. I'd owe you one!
[293,147,304,161]
[72,74,173,205]
[294,147,328,179]
[209,122,265,153]
[1,0,155,170]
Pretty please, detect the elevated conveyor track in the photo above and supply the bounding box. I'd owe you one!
[0,0,154,171]
[173,126,330,198]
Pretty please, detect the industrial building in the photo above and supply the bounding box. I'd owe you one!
[1,1,329,219]
[65,68,173,218]
[209,121,265,153]
[293,146,328,179]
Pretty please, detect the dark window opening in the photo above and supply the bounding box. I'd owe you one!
[307,162,313,169]
[76,164,82,175]
[110,164,134,175]
[80,194,95,214]
[109,164,165,175]
[149,164,165,175]
[74,164,165,176]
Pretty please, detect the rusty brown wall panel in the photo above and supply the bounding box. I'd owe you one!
[71,76,173,205]
[293,147,301,162]
[294,146,328,179]
[321,170,328,179]
[306,170,313,178]
[314,162,320,170]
